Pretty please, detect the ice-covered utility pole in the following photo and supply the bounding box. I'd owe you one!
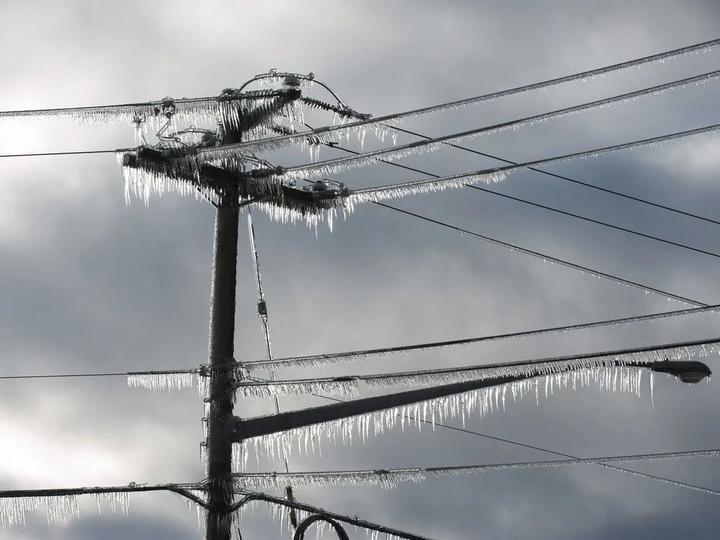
[204,148,240,539]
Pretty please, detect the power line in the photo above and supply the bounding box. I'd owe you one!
[232,448,720,490]
[312,393,720,498]
[348,123,720,203]
[273,70,720,178]
[239,335,717,397]
[195,39,720,156]
[243,303,720,370]
[320,137,720,261]
[2,38,715,137]
[466,185,720,259]
[386,123,720,227]
[5,305,718,380]
[374,201,706,307]
[0,149,119,158]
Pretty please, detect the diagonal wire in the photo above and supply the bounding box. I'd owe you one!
[281,70,720,179]
[242,303,720,370]
[385,123,720,227]
[246,210,299,527]
[322,139,720,260]
[297,125,706,307]
[374,201,705,306]
[347,124,720,202]
[309,393,720,497]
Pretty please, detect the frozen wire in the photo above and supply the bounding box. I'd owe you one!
[311,392,720,498]
[196,39,720,156]
[242,304,719,370]
[325,137,720,257]
[237,335,719,397]
[284,70,720,180]
[232,448,720,490]
[348,123,720,204]
[382,123,720,228]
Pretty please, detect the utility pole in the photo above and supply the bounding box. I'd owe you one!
[205,178,239,540]
[205,116,242,539]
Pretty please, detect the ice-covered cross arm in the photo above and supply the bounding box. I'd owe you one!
[229,359,710,441]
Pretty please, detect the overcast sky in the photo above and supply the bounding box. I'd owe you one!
[2,1,720,539]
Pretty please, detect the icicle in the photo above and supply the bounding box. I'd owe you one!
[0,496,78,527]
[237,335,720,397]
[127,372,203,393]
[233,448,720,491]
[247,366,649,461]
[347,170,507,206]
[90,492,131,515]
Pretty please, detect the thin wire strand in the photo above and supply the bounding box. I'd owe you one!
[385,123,720,227]
[4,305,718,381]
[467,185,720,258]
[233,448,720,486]
[0,149,119,158]
[312,392,720,497]
[374,202,706,307]
[324,139,720,261]
[350,124,720,200]
[243,304,719,370]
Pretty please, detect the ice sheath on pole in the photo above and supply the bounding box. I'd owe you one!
[205,157,240,540]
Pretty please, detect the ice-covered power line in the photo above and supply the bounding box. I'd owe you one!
[242,304,720,370]
[2,38,717,126]
[0,90,295,128]
[279,70,720,180]
[120,122,720,230]
[3,306,719,383]
[193,39,720,157]
[320,136,720,257]
[237,337,716,398]
[341,122,720,204]
[311,392,720,498]
[232,448,720,490]
[375,202,706,307]
[0,483,205,528]
[382,124,720,228]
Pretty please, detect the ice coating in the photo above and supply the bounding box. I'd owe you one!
[194,41,720,157]
[246,366,648,462]
[237,339,719,398]
[233,448,720,490]
[0,492,130,528]
[243,307,720,371]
